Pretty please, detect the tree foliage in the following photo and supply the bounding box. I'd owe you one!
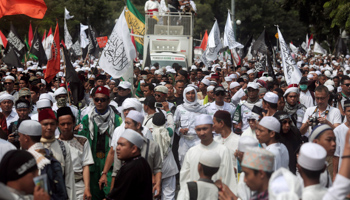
[324,0,350,33]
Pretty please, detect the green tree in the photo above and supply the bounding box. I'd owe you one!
[324,0,350,33]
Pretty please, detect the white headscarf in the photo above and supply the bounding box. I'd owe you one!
[182,86,206,112]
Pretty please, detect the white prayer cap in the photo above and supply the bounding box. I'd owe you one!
[165,65,172,70]
[247,69,254,75]
[18,120,42,136]
[191,65,197,70]
[151,66,156,70]
[0,93,14,103]
[118,81,132,90]
[194,114,213,127]
[88,74,95,79]
[5,72,10,75]
[41,79,46,85]
[201,78,210,86]
[326,85,334,92]
[259,76,268,82]
[307,74,314,80]
[315,71,322,75]
[283,87,299,97]
[199,151,221,168]
[207,85,215,92]
[247,82,259,90]
[324,70,332,78]
[230,82,240,89]
[144,67,150,70]
[263,92,279,104]
[224,77,232,82]
[4,75,15,81]
[155,85,168,94]
[334,62,339,66]
[259,116,281,133]
[18,68,24,72]
[126,110,144,124]
[36,99,51,109]
[229,74,237,79]
[54,87,67,97]
[298,143,326,171]
[268,168,302,200]
[242,147,275,172]
[238,136,259,152]
[324,79,334,86]
[39,93,54,103]
[267,77,273,82]
[120,129,144,149]
[58,72,64,77]
[122,98,142,112]
[309,124,333,142]
[154,70,161,75]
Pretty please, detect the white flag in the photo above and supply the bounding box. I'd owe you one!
[206,21,222,61]
[65,8,74,20]
[224,11,243,49]
[277,27,302,85]
[313,42,327,55]
[289,43,298,54]
[64,8,74,49]
[80,23,89,48]
[99,8,136,81]
[301,41,307,51]
[44,30,53,60]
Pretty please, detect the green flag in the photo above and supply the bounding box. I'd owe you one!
[125,0,145,57]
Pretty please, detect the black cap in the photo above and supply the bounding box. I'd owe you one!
[96,74,106,81]
[57,106,75,122]
[152,112,166,126]
[299,76,308,84]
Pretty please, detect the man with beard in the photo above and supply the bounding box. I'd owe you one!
[283,86,306,129]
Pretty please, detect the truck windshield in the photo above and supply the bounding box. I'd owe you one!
[151,60,187,68]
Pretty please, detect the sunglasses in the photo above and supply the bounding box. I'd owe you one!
[343,84,350,87]
[154,94,162,98]
[118,87,127,91]
[4,82,12,85]
[23,95,31,99]
[248,119,256,122]
[215,91,225,96]
[94,97,107,103]
[282,120,291,125]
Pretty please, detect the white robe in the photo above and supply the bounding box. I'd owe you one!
[265,143,289,171]
[302,184,327,200]
[237,172,252,200]
[214,132,240,168]
[177,180,218,200]
[180,140,238,194]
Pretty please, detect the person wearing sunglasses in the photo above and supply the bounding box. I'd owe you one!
[3,75,19,102]
[154,85,174,111]
[274,111,303,174]
[205,86,235,118]
[78,86,123,200]
[337,76,350,115]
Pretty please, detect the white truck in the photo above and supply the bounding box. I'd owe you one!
[143,12,193,69]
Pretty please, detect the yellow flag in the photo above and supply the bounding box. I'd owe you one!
[275,33,279,39]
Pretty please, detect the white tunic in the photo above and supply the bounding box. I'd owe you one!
[5,110,18,129]
[323,174,350,200]
[241,127,257,139]
[214,132,240,168]
[205,101,236,118]
[265,143,289,171]
[177,180,218,200]
[302,184,327,200]
[0,139,16,162]
[237,172,252,200]
[299,90,315,108]
[334,123,349,170]
[180,141,238,194]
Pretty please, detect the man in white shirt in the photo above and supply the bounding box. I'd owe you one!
[299,77,315,108]
[300,85,341,136]
[298,143,328,200]
[180,114,237,194]
[256,116,289,170]
[262,92,279,116]
[0,94,18,129]
[3,75,19,101]
[205,86,236,118]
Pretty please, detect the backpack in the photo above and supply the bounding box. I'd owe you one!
[41,148,69,200]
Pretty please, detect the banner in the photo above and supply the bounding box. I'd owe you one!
[313,42,327,55]
[96,36,108,48]
[224,11,243,49]
[200,30,208,51]
[30,30,47,66]
[45,23,60,83]
[80,23,89,48]
[206,20,222,61]
[0,0,47,19]
[99,8,136,83]
[7,24,26,60]
[64,7,74,49]
[277,27,302,85]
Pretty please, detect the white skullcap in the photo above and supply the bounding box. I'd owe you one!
[4,75,15,81]
[18,68,24,72]
[224,77,232,82]
[259,116,281,133]
[122,98,142,112]
[36,99,51,109]
[263,92,279,104]
[191,65,197,70]
[165,65,172,70]
[207,85,215,92]
[267,77,273,82]
[324,71,332,78]
[54,87,67,97]
[238,136,259,152]
[298,143,326,171]
[144,67,150,70]
[283,87,299,97]
[315,71,322,75]
[324,79,334,86]
[18,120,42,136]
[247,69,255,75]
[229,74,237,79]
[268,168,302,200]
[126,110,144,124]
[326,85,334,92]
[199,151,221,168]
[230,82,240,89]
[0,93,15,103]
[39,93,54,103]
[118,81,132,89]
[151,66,156,70]
[201,78,210,86]
[41,79,46,85]
[307,74,314,80]
[194,114,213,127]
[247,82,259,90]
[121,129,144,149]
[58,72,64,77]
[309,124,333,142]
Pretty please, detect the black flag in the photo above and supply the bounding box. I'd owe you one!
[251,30,269,56]
[6,24,27,60]
[87,26,100,57]
[2,47,22,68]
[144,42,151,68]
[30,30,47,66]
[241,35,253,60]
[71,40,82,57]
[334,37,348,57]
[62,45,84,106]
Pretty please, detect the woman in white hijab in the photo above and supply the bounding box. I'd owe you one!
[174,86,207,166]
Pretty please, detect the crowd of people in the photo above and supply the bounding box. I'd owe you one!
[1,40,350,200]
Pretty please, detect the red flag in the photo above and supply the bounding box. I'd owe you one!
[45,23,60,83]
[200,30,208,51]
[0,0,47,19]
[28,22,33,47]
[307,34,313,48]
[42,29,46,42]
[61,40,66,48]
[0,30,7,48]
